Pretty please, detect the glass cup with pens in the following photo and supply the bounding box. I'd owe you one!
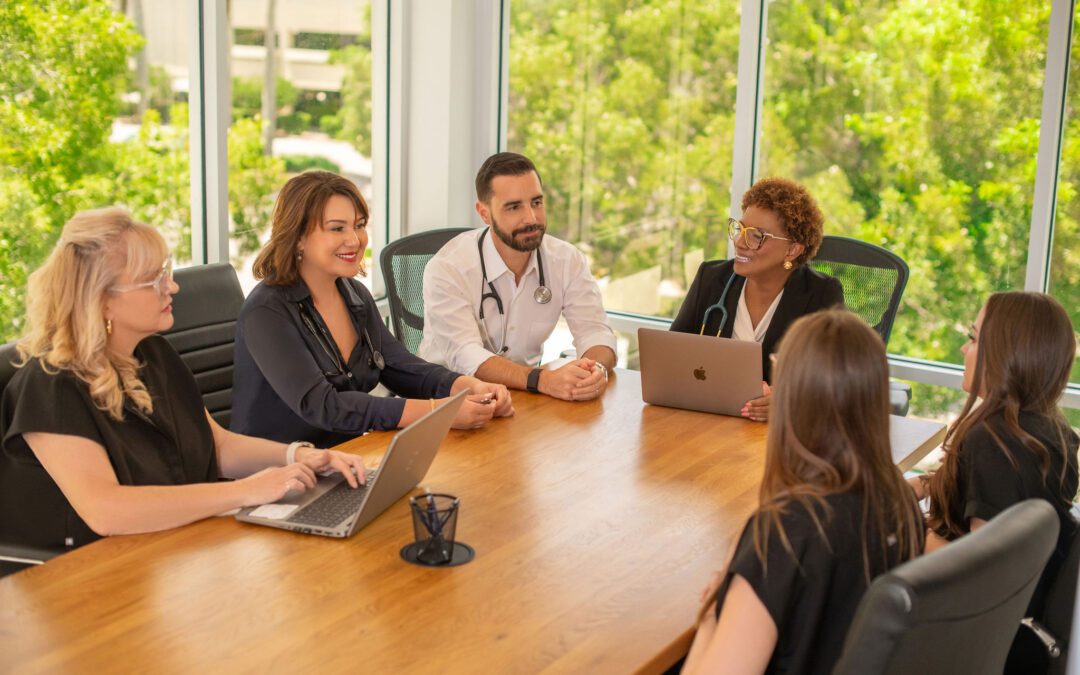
[408,493,460,564]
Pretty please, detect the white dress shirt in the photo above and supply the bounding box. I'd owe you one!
[732,283,783,343]
[417,228,616,376]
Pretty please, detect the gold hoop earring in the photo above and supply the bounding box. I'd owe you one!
[106,319,113,336]
[783,260,793,270]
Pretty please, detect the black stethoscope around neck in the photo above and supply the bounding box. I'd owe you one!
[297,300,384,381]
[476,227,551,354]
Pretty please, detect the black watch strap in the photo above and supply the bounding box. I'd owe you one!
[526,367,543,393]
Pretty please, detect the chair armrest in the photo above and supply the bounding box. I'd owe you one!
[889,380,911,417]
[0,543,64,566]
[1020,617,1063,659]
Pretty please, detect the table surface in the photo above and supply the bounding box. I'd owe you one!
[0,369,944,674]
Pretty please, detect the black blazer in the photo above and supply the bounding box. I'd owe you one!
[232,277,460,446]
[669,260,844,382]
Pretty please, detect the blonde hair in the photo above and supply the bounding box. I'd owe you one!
[17,207,169,421]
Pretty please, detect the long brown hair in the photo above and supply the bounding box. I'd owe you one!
[755,310,924,580]
[928,291,1077,539]
[252,171,370,285]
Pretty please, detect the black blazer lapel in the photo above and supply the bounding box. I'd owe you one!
[761,266,815,377]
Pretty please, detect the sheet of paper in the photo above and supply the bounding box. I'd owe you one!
[249,504,299,520]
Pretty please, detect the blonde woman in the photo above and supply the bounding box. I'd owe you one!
[0,208,366,551]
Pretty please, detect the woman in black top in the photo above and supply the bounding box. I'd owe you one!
[0,208,367,551]
[670,178,843,421]
[684,310,924,674]
[909,291,1078,671]
[231,172,513,447]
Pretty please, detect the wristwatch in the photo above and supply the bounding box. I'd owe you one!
[527,367,543,393]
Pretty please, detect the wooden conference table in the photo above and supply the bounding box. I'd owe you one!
[0,370,945,674]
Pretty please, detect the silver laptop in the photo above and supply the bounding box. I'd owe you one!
[236,390,467,537]
[638,327,763,416]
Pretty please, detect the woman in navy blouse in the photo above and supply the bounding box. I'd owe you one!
[231,171,513,447]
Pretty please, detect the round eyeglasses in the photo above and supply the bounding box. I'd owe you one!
[109,256,174,296]
[728,218,791,251]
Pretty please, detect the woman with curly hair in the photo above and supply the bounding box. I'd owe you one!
[0,208,368,552]
[670,177,843,421]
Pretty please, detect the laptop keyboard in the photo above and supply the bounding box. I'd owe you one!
[287,471,376,528]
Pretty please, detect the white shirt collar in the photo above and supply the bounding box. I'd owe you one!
[733,283,784,343]
[481,228,538,283]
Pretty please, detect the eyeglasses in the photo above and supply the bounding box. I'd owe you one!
[966,324,978,344]
[109,257,174,296]
[728,218,791,251]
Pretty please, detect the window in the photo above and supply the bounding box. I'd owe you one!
[0,0,192,341]
[508,0,741,319]
[759,0,1051,397]
[227,0,374,294]
[1049,0,1080,388]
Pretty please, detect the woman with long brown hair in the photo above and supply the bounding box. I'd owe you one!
[231,171,514,447]
[909,291,1078,670]
[684,310,923,674]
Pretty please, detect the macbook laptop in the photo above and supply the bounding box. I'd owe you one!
[236,389,467,537]
[638,327,763,416]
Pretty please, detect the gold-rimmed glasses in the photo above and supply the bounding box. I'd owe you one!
[728,218,791,251]
[109,256,174,297]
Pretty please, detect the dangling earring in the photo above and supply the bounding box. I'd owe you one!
[106,319,113,336]
[297,249,304,262]
[783,260,793,270]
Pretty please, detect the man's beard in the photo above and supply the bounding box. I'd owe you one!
[492,216,546,252]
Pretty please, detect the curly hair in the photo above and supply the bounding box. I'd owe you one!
[741,177,825,265]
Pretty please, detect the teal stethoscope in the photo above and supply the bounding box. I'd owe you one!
[699,273,738,337]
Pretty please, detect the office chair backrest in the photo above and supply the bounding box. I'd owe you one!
[1045,518,1080,674]
[833,499,1060,675]
[379,227,471,353]
[160,263,245,428]
[809,236,909,347]
[0,341,16,395]
[0,342,68,576]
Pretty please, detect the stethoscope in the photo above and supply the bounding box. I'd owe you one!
[477,228,551,354]
[297,301,385,381]
[699,273,738,337]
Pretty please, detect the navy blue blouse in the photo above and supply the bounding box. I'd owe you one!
[231,277,460,447]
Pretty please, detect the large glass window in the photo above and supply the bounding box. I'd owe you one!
[759,0,1051,391]
[0,0,192,341]
[1049,0,1080,387]
[508,0,741,319]
[227,0,373,294]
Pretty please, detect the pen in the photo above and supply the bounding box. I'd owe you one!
[426,493,443,539]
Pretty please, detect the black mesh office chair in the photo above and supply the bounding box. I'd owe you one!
[810,236,912,415]
[380,228,471,354]
[160,262,245,428]
[833,499,1060,675]
[0,342,65,577]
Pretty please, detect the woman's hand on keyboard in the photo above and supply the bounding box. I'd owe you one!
[297,448,368,488]
[239,463,318,506]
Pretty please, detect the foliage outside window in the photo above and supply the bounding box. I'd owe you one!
[759,0,1055,412]
[508,0,741,319]
[1049,0,1080,387]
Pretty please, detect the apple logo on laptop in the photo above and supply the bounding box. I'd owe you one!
[693,366,707,381]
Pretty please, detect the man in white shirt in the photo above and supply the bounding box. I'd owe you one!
[418,153,617,401]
